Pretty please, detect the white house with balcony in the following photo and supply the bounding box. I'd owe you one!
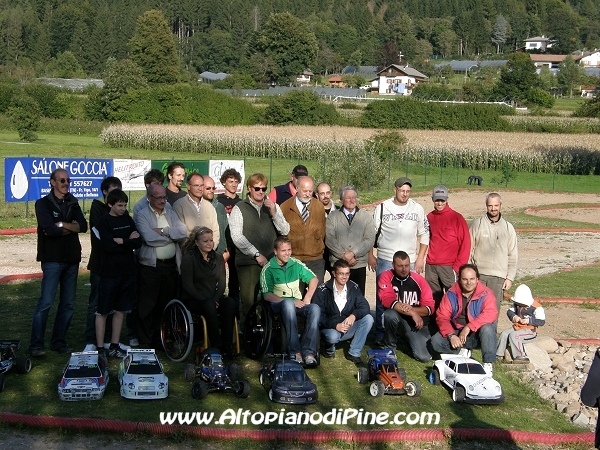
[376,64,428,96]
[580,52,600,67]
[524,36,554,51]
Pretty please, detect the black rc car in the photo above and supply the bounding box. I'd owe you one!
[0,340,32,392]
[259,358,318,404]
[185,347,250,400]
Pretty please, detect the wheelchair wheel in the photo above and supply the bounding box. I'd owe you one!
[243,301,272,359]
[161,299,194,362]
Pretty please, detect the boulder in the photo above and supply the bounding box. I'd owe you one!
[538,386,557,400]
[534,335,559,353]
[524,343,552,371]
[572,412,590,427]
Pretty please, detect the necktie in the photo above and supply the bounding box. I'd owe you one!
[348,213,354,224]
[301,202,309,223]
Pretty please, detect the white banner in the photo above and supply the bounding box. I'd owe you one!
[208,160,245,194]
[113,159,151,191]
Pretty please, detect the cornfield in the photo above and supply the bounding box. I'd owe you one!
[100,124,600,176]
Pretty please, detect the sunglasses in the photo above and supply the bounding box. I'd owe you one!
[252,187,268,192]
[56,178,71,184]
[204,186,216,190]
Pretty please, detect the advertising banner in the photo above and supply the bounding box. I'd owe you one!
[208,160,245,194]
[113,159,152,191]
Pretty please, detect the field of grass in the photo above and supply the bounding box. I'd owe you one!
[0,272,584,434]
[552,98,585,112]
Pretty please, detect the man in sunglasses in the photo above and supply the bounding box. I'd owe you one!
[202,176,228,257]
[30,168,88,357]
[230,173,290,325]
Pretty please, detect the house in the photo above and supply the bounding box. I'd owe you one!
[580,52,600,67]
[328,75,344,88]
[524,36,554,51]
[580,85,598,97]
[199,71,229,83]
[376,64,428,96]
[296,70,314,85]
[529,54,582,72]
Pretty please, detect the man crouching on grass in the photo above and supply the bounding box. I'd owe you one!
[260,236,320,366]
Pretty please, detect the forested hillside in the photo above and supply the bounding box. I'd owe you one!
[1,0,599,82]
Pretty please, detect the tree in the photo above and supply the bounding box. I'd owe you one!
[8,94,40,141]
[492,14,508,53]
[250,12,318,82]
[129,9,179,84]
[45,51,86,78]
[495,52,538,103]
[557,55,585,96]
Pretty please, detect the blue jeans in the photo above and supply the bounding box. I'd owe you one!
[431,322,497,363]
[270,300,320,358]
[375,258,414,340]
[383,309,432,362]
[322,314,374,358]
[30,262,78,352]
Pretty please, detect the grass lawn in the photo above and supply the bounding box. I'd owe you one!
[0,272,585,433]
[552,98,585,112]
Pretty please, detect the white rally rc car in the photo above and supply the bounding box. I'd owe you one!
[118,349,168,400]
[429,354,504,404]
[58,351,108,401]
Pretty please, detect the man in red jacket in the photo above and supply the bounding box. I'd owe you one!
[425,185,470,308]
[431,264,498,375]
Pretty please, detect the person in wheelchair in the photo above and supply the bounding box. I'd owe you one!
[260,237,320,366]
[180,226,238,356]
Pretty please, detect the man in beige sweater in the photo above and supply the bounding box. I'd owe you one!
[173,172,220,248]
[469,192,518,312]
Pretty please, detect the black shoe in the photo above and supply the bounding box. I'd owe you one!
[30,348,46,357]
[108,344,128,358]
[53,346,72,354]
[373,338,384,348]
[322,351,335,359]
[345,351,364,365]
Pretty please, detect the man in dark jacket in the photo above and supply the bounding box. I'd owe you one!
[581,347,600,448]
[30,168,88,356]
[313,259,374,364]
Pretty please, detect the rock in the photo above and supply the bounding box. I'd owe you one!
[553,392,571,403]
[563,348,579,361]
[556,403,568,413]
[565,404,581,417]
[538,386,557,400]
[504,349,513,363]
[557,340,572,348]
[524,343,553,371]
[572,412,590,427]
[534,335,559,353]
[557,362,577,373]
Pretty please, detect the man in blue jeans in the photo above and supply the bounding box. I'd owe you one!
[313,259,373,365]
[30,168,88,356]
[431,264,498,375]
[260,236,320,366]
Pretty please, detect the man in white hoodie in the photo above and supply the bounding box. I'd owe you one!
[369,177,429,345]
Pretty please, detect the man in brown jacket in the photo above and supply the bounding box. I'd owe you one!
[281,176,326,284]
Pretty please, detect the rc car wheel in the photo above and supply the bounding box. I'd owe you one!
[397,368,407,382]
[259,371,265,386]
[405,380,422,397]
[228,363,239,380]
[161,299,194,362]
[15,356,32,374]
[369,380,385,397]
[429,367,441,385]
[191,380,209,400]
[453,385,466,403]
[244,301,273,360]
[268,388,274,401]
[184,363,196,382]
[357,367,368,384]
[0,373,5,393]
[234,379,251,399]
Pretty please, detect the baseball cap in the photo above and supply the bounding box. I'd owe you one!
[432,185,449,201]
[394,177,412,188]
[292,165,309,177]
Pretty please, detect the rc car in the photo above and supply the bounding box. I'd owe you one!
[118,349,168,399]
[58,351,108,401]
[186,347,250,400]
[259,358,318,404]
[429,354,504,404]
[0,340,32,392]
[358,349,421,397]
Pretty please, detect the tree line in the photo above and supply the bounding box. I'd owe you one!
[2,0,600,84]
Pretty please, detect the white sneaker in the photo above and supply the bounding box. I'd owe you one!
[83,344,97,352]
[103,342,131,350]
[129,338,139,347]
[458,348,471,358]
[483,363,493,375]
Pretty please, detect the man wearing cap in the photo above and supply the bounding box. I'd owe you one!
[496,284,545,364]
[369,177,429,345]
[469,192,518,312]
[268,165,309,205]
[426,185,470,308]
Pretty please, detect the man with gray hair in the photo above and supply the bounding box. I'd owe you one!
[325,186,375,294]
[469,192,518,312]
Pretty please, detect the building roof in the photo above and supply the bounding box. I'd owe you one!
[529,54,582,63]
[36,78,104,90]
[199,71,229,81]
[525,36,552,42]
[378,64,429,80]
[342,65,379,79]
[433,60,508,71]
[328,75,343,82]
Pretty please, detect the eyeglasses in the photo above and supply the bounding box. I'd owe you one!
[151,195,167,201]
[57,178,71,184]
[336,272,351,277]
[204,186,216,190]
[252,187,268,192]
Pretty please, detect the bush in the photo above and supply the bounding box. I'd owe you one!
[8,95,41,141]
[527,88,555,108]
[0,84,17,113]
[361,97,514,131]
[263,90,340,125]
[412,83,455,101]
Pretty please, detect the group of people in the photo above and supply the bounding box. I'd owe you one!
[29,164,538,375]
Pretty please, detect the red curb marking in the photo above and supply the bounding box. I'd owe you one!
[0,228,36,235]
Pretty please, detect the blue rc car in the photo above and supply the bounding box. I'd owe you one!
[0,340,32,393]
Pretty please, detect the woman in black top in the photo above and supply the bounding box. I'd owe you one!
[180,226,237,355]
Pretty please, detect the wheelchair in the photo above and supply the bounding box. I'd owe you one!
[243,298,320,366]
[160,299,240,363]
